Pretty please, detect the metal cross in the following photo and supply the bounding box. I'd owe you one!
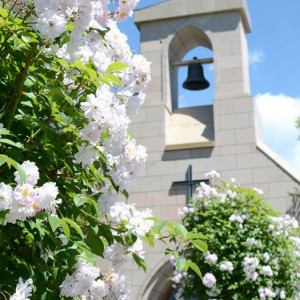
[173,165,209,199]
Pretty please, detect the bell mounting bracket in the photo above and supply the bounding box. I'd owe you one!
[172,57,213,68]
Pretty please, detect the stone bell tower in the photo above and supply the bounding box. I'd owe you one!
[126,0,300,299]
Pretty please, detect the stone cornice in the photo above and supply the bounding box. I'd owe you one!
[134,0,251,33]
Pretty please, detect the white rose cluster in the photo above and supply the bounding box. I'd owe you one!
[202,273,216,288]
[78,84,148,190]
[8,0,150,193]
[243,257,259,281]
[194,182,218,200]
[60,258,106,298]
[60,256,136,300]
[258,287,287,300]
[205,170,220,180]
[246,237,257,246]
[258,287,276,299]
[26,0,140,42]
[219,261,234,272]
[173,171,300,300]
[177,206,195,219]
[0,161,60,224]
[109,201,154,237]
[260,265,273,277]
[62,17,150,192]
[105,237,144,267]
[10,277,33,300]
[269,215,299,236]
[9,0,151,194]
[204,252,218,265]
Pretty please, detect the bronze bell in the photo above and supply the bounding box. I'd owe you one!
[182,57,210,91]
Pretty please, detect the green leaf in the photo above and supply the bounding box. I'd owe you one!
[99,76,112,87]
[77,248,96,265]
[13,162,26,184]
[113,235,123,244]
[74,60,97,78]
[105,74,121,86]
[143,234,154,247]
[0,7,9,18]
[176,257,185,272]
[74,194,87,207]
[48,215,61,232]
[61,219,70,242]
[0,128,15,136]
[186,261,202,279]
[57,58,70,69]
[157,220,168,231]
[132,253,146,272]
[53,114,68,124]
[187,232,208,240]
[173,223,188,241]
[88,198,101,218]
[20,100,33,108]
[24,76,36,87]
[0,155,8,167]
[23,92,36,101]
[62,218,84,239]
[6,158,26,183]
[89,165,104,183]
[122,189,129,199]
[165,248,178,256]
[106,62,129,73]
[150,226,162,237]
[146,216,160,222]
[50,87,72,104]
[228,284,237,290]
[191,239,208,253]
[0,210,9,225]
[0,138,23,148]
[86,231,104,257]
[127,229,137,245]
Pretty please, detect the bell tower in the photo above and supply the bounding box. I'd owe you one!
[127,1,300,299]
[133,0,263,152]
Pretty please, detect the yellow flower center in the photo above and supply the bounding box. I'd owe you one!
[21,189,29,197]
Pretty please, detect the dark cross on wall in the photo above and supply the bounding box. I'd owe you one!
[173,165,209,199]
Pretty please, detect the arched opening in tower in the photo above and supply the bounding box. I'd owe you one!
[178,46,214,108]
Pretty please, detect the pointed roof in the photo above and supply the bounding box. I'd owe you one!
[134,0,251,32]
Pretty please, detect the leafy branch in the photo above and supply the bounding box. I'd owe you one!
[7,43,38,129]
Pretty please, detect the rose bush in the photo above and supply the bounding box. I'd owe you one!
[172,171,300,300]
[0,1,204,299]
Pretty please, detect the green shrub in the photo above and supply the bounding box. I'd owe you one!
[173,171,300,300]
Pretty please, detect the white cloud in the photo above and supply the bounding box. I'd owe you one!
[255,93,300,172]
[249,49,264,66]
[292,143,300,169]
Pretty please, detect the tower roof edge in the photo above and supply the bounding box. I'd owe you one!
[134,0,251,33]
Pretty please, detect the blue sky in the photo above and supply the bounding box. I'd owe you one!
[118,0,300,173]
